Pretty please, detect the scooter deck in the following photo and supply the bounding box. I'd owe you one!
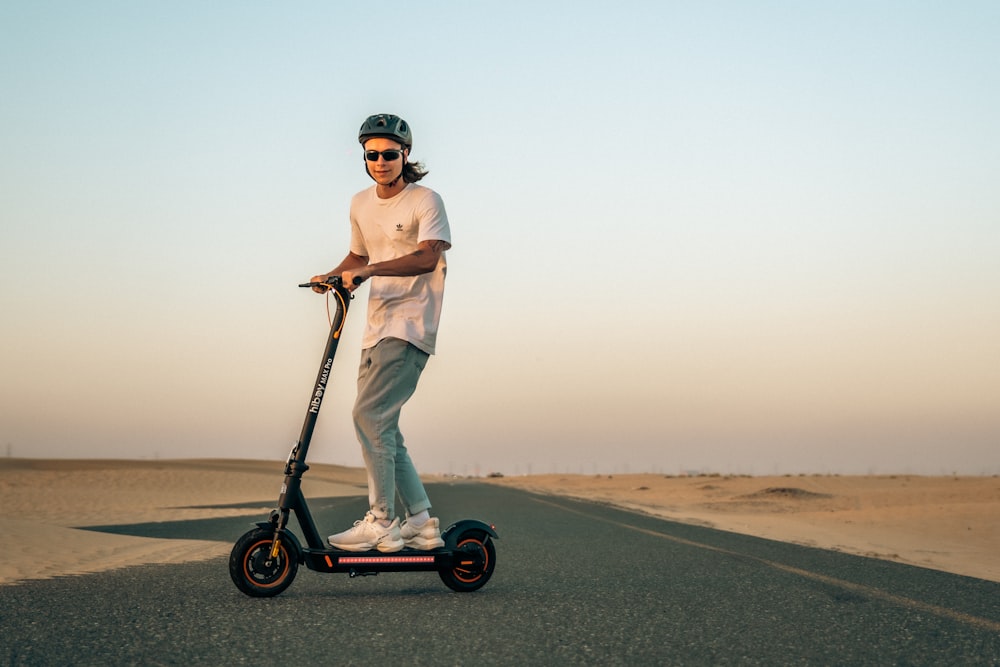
[302,546,458,574]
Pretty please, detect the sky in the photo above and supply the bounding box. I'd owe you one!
[2,1,998,476]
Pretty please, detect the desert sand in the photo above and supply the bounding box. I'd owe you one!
[0,458,997,586]
[0,458,367,586]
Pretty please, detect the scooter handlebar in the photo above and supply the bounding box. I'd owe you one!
[298,275,364,289]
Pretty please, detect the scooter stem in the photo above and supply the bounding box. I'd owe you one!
[293,279,352,463]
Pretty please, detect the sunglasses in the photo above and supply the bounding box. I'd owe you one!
[364,149,404,162]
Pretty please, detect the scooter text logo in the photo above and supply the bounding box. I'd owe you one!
[309,358,334,413]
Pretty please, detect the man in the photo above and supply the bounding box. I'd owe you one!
[309,114,451,553]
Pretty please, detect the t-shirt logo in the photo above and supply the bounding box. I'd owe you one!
[396,223,404,231]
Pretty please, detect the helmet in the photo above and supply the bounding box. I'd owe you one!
[358,114,412,149]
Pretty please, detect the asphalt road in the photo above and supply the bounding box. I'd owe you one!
[2,482,998,665]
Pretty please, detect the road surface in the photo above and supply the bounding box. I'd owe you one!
[2,482,998,665]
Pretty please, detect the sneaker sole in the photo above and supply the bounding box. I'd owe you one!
[377,538,405,553]
[404,536,446,550]
[328,539,405,553]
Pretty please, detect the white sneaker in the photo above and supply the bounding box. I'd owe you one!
[400,516,445,550]
[328,512,404,552]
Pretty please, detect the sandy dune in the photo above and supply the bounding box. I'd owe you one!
[0,459,997,585]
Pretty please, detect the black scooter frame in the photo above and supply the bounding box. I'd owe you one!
[229,277,497,597]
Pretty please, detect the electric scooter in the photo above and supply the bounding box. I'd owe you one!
[229,276,498,597]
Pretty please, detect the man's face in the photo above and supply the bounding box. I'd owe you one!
[363,137,407,185]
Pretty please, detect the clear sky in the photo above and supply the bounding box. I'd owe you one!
[2,2,998,476]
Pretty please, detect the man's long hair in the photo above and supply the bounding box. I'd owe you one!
[402,160,429,183]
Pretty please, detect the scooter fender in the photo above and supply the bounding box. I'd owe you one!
[441,519,499,550]
[255,521,305,563]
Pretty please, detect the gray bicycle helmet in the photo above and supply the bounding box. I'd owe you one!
[358,114,412,149]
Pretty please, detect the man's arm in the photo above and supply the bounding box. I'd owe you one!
[344,240,451,287]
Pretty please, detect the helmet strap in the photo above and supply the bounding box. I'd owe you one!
[387,166,404,188]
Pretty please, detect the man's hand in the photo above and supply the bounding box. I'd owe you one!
[311,252,371,293]
[309,274,331,294]
[341,266,372,292]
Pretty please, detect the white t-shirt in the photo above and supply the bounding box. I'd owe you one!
[349,183,451,354]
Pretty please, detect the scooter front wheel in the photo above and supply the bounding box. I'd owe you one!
[439,530,496,592]
[229,527,299,597]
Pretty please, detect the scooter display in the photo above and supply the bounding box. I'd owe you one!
[229,276,498,597]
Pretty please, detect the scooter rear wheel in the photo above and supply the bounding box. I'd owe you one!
[438,530,496,592]
[229,527,299,597]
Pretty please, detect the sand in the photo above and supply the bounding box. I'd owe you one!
[0,458,366,586]
[0,459,997,586]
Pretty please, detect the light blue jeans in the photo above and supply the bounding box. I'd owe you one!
[353,337,433,520]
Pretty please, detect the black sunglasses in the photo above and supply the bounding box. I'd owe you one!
[364,149,404,162]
